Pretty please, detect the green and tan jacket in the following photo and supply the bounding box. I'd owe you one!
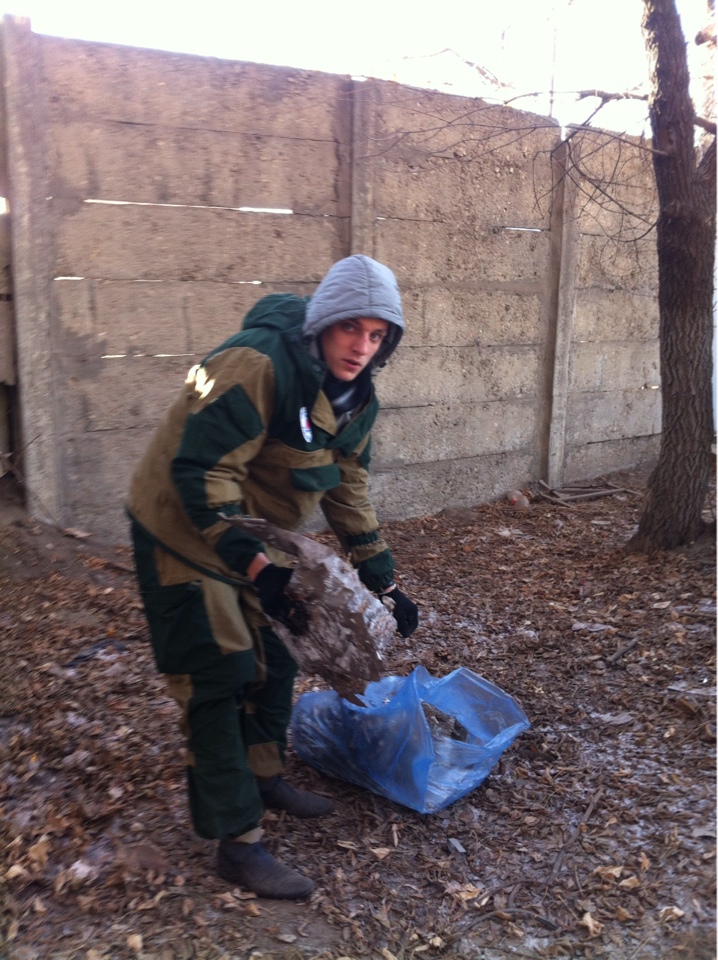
[127,293,395,593]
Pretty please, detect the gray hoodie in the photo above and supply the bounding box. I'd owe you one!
[303,255,405,368]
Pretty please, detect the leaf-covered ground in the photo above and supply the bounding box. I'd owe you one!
[0,464,715,960]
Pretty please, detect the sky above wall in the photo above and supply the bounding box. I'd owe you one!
[0,0,711,133]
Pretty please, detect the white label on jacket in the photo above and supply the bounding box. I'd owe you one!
[299,406,313,444]
[186,364,216,401]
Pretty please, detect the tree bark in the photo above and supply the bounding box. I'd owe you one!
[629,0,716,552]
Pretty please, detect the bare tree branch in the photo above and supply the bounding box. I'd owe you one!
[565,123,669,157]
[695,116,717,134]
[577,89,649,103]
[571,88,714,135]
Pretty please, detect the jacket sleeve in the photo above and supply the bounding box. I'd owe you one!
[170,348,275,575]
[320,435,396,593]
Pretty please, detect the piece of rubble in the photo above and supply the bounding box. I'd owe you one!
[220,516,396,701]
[507,489,530,510]
[422,702,470,742]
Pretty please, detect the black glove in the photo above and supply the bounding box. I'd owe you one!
[254,564,309,637]
[382,587,419,638]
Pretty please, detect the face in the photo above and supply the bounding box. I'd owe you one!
[320,317,389,381]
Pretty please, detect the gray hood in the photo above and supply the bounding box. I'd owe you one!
[304,255,404,367]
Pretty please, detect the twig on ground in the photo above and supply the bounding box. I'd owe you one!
[606,637,641,666]
[548,787,604,883]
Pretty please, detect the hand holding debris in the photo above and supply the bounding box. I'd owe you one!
[253,563,309,636]
[220,515,396,698]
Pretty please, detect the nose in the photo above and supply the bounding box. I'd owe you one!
[352,332,372,355]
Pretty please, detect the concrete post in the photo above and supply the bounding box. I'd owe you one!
[1,16,64,522]
[350,79,378,258]
[546,141,579,488]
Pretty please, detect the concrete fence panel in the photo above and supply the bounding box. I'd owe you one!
[0,19,661,539]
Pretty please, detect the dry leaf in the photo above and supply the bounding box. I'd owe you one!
[619,875,641,890]
[276,933,297,943]
[596,712,633,725]
[127,934,143,952]
[32,896,47,914]
[28,835,50,867]
[658,905,685,922]
[77,894,97,913]
[445,880,477,898]
[639,851,651,871]
[217,892,239,910]
[63,527,92,540]
[675,697,699,716]
[6,864,29,880]
[371,847,392,860]
[579,912,603,937]
[457,885,482,901]
[616,906,634,921]
[593,865,623,880]
[54,859,97,894]
[381,949,399,960]
[118,842,170,874]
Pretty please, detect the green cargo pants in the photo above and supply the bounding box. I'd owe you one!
[130,521,298,841]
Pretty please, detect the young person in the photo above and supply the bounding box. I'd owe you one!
[127,255,418,899]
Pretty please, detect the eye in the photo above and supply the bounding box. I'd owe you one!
[370,330,386,342]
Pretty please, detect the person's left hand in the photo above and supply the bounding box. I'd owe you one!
[382,587,419,638]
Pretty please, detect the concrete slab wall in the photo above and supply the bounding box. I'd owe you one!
[353,82,562,517]
[0,19,661,540]
[562,131,661,480]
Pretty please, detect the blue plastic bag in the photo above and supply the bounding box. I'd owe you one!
[291,665,530,813]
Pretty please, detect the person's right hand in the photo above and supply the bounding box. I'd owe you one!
[253,564,309,636]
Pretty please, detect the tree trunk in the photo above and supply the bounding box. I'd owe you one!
[629,0,716,552]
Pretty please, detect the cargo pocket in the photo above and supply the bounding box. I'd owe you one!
[141,582,219,675]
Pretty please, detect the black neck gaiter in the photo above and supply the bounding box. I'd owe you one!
[323,367,372,426]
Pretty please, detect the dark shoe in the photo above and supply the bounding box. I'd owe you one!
[258,776,335,819]
[217,841,315,899]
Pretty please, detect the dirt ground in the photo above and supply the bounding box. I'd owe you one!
[0,463,715,960]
